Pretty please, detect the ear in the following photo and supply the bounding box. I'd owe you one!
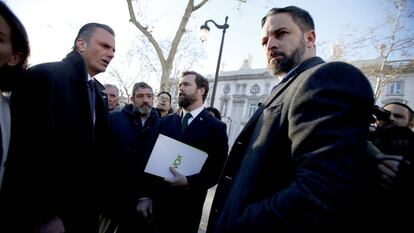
[305,29,316,49]
[76,38,87,52]
[130,95,134,103]
[198,87,205,97]
[7,52,24,66]
[408,120,414,129]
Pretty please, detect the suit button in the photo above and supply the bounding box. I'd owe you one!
[225,176,232,180]
[237,141,242,145]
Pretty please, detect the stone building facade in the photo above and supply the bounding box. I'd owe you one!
[169,58,414,145]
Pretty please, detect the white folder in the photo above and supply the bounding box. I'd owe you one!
[144,134,208,179]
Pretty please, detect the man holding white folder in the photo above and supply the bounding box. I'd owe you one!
[137,71,228,233]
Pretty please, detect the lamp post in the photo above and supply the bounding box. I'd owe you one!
[200,16,229,107]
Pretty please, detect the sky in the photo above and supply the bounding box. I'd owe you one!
[4,0,414,91]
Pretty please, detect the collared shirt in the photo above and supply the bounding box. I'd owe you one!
[140,114,150,127]
[87,74,93,82]
[181,105,204,126]
[0,92,11,190]
[271,64,300,93]
[87,74,96,124]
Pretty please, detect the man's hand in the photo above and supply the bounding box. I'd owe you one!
[164,167,188,187]
[37,216,65,233]
[376,153,405,190]
[136,198,153,220]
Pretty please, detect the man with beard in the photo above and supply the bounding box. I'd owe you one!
[106,82,161,233]
[207,6,375,233]
[137,71,228,233]
[367,102,414,231]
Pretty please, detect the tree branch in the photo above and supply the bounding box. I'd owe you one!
[126,0,166,67]
[193,0,209,11]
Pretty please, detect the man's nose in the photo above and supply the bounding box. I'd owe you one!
[267,36,278,50]
[107,49,115,59]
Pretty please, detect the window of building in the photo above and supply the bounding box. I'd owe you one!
[387,81,404,96]
[242,84,247,94]
[247,103,258,118]
[236,84,241,94]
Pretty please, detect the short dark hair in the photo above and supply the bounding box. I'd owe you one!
[0,1,30,71]
[182,71,209,102]
[73,23,115,50]
[132,82,153,96]
[383,102,414,121]
[206,107,222,121]
[157,91,172,104]
[261,6,314,33]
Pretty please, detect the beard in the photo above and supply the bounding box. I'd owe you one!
[178,92,197,109]
[133,104,151,116]
[268,38,306,76]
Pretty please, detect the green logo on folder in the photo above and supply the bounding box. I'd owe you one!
[172,154,183,168]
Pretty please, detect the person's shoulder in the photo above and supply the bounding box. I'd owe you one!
[110,109,124,117]
[304,61,368,84]
[202,109,226,129]
[161,112,179,122]
[303,61,374,98]
[109,107,131,125]
[22,63,57,87]
[27,61,59,74]
[26,59,70,82]
[317,61,364,76]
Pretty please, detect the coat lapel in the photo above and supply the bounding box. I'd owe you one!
[236,57,325,139]
[182,109,209,134]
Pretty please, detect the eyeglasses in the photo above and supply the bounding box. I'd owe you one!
[158,96,170,102]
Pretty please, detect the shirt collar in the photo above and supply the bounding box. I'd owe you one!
[281,64,300,82]
[87,74,94,82]
[182,105,204,119]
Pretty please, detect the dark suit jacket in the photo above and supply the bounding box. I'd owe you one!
[2,51,110,231]
[152,109,228,233]
[207,57,375,233]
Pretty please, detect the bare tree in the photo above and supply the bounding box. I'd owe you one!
[126,0,209,91]
[323,0,413,100]
[326,40,346,61]
[364,0,413,99]
[103,34,157,100]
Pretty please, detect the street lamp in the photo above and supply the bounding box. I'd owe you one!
[200,16,229,107]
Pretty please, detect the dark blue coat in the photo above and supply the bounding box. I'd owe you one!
[2,51,110,231]
[151,109,228,233]
[207,57,375,233]
[108,105,160,207]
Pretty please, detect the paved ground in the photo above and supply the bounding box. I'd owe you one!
[198,186,216,233]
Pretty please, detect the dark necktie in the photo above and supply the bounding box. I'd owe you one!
[87,79,96,123]
[181,112,192,132]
